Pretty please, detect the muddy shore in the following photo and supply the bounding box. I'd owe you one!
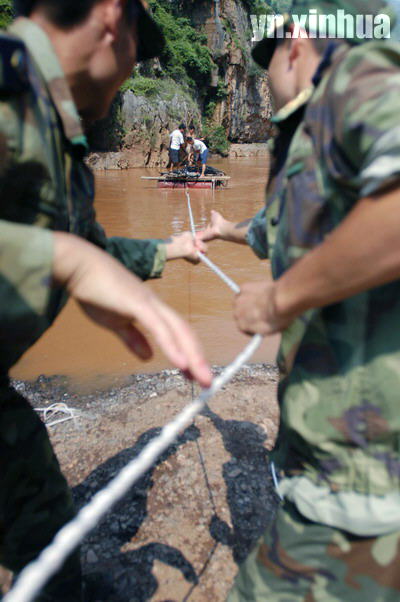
[86,143,270,170]
[2,363,279,601]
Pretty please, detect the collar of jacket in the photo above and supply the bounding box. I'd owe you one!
[270,40,350,128]
[9,18,88,151]
[271,87,314,126]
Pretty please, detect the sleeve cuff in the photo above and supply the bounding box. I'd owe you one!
[246,208,269,260]
[151,243,167,278]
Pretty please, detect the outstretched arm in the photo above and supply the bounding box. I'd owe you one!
[196,210,252,245]
[234,185,400,336]
[53,232,212,387]
[89,224,206,280]
[164,232,207,264]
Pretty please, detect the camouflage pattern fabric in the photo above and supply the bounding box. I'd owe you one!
[0,16,167,598]
[270,39,400,497]
[0,17,166,375]
[247,87,312,259]
[228,501,400,602]
[0,382,82,601]
[246,207,268,260]
[234,28,400,602]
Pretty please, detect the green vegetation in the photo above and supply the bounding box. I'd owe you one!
[116,0,234,156]
[203,124,230,157]
[148,0,212,92]
[120,76,160,97]
[243,0,274,16]
[215,79,228,101]
[243,0,291,14]
[205,100,217,119]
[0,0,13,29]
[120,75,195,106]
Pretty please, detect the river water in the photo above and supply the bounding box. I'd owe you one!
[11,158,280,389]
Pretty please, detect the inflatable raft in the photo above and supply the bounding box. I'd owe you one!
[141,166,230,190]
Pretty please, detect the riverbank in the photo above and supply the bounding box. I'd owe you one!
[2,364,279,600]
[86,143,270,170]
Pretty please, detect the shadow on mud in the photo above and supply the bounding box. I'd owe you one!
[73,412,277,601]
[202,407,278,564]
[73,425,199,602]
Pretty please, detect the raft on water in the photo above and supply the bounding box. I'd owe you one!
[141,166,230,190]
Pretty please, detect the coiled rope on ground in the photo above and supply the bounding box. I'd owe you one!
[5,192,263,602]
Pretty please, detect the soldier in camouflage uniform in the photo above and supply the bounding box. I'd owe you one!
[199,0,400,599]
[0,1,212,600]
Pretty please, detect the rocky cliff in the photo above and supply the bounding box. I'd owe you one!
[197,0,272,143]
[88,0,273,169]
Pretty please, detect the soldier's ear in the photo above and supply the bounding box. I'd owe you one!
[100,0,125,42]
[289,36,302,66]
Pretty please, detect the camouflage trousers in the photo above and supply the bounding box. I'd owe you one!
[228,500,400,602]
[0,383,82,601]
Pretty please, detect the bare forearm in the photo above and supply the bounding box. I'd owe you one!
[52,232,212,385]
[53,232,96,288]
[163,232,206,263]
[219,218,252,244]
[275,190,400,321]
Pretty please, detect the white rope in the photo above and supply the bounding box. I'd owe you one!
[187,188,282,502]
[186,191,240,294]
[197,253,241,295]
[5,192,264,602]
[4,335,262,602]
[35,403,81,428]
[186,189,197,236]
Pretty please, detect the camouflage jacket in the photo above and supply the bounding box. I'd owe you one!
[249,40,400,504]
[0,19,166,374]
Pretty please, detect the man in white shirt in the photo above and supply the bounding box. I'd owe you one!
[168,123,186,170]
[187,136,209,177]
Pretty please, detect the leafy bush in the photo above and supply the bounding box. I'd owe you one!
[215,79,228,100]
[130,76,160,97]
[203,124,230,157]
[205,100,217,119]
[148,0,212,91]
[120,76,160,97]
[120,76,192,103]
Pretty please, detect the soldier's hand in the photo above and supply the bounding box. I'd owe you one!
[233,280,294,336]
[53,233,212,388]
[196,210,228,243]
[165,231,207,264]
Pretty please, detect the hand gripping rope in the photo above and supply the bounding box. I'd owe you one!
[5,193,264,602]
[185,191,241,295]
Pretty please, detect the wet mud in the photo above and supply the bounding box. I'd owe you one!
[2,363,280,601]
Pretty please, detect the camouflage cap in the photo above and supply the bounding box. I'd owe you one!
[13,0,165,62]
[135,0,165,62]
[252,0,396,69]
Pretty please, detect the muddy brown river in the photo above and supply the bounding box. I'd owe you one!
[11,158,279,389]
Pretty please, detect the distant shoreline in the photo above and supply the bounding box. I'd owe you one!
[86,143,270,171]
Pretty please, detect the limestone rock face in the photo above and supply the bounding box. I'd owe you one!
[119,91,201,168]
[229,143,270,158]
[193,0,273,143]
[88,0,273,168]
[88,90,201,169]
